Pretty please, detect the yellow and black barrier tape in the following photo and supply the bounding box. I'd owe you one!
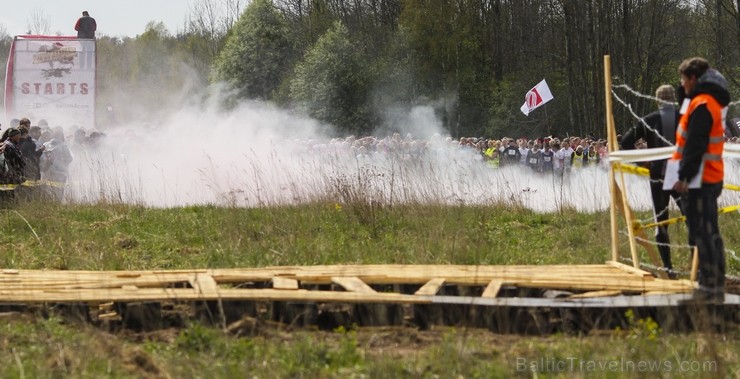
[633,204,740,231]
[614,163,740,192]
[0,180,65,191]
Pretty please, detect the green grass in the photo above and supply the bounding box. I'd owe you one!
[0,201,618,269]
[0,199,738,378]
[0,316,736,378]
[1,199,737,273]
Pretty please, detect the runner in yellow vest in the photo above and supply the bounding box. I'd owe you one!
[571,146,586,168]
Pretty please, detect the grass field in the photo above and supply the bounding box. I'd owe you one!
[0,199,738,378]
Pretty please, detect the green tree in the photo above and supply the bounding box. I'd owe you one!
[289,21,376,135]
[399,0,494,137]
[213,0,294,101]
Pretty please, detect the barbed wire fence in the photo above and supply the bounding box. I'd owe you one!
[610,82,740,280]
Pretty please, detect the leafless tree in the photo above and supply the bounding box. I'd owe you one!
[186,0,245,39]
[185,0,245,58]
[26,8,51,35]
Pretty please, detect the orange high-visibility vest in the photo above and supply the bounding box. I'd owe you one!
[672,93,725,183]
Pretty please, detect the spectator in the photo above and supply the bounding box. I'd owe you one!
[571,145,587,168]
[518,139,530,166]
[501,139,521,166]
[18,126,44,180]
[19,118,31,129]
[586,144,599,165]
[41,127,74,201]
[3,128,25,184]
[620,84,682,276]
[541,143,554,173]
[527,144,543,172]
[487,148,500,168]
[552,142,565,176]
[561,138,574,172]
[74,11,97,39]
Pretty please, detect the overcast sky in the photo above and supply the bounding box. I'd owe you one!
[0,0,193,38]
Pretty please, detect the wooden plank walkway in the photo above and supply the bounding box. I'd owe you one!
[0,262,712,307]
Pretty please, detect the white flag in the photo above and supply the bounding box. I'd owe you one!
[520,79,554,116]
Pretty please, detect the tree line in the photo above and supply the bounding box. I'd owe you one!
[1,0,739,138]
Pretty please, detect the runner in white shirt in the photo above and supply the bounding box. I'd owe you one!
[559,139,574,172]
[518,140,530,166]
[552,142,564,174]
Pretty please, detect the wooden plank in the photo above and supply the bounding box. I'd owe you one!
[98,312,121,320]
[0,265,699,305]
[212,264,635,284]
[677,279,697,289]
[0,277,691,293]
[0,287,725,306]
[0,275,691,292]
[0,288,421,304]
[605,261,654,278]
[481,280,504,298]
[190,274,219,294]
[414,278,445,296]
[506,278,687,292]
[272,277,299,290]
[0,264,648,286]
[331,277,377,294]
[570,290,622,299]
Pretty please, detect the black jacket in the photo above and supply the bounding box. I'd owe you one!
[75,15,97,39]
[501,146,520,165]
[3,140,25,184]
[620,104,679,179]
[19,137,42,180]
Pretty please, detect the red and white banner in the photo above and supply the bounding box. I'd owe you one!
[4,35,96,128]
[520,79,553,116]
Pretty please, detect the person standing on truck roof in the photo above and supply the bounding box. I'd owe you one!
[74,11,96,39]
[75,11,97,70]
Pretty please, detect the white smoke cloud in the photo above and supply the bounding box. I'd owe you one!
[58,86,740,214]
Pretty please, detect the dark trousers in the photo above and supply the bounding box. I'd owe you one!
[650,181,683,270]
[681,182,725,291]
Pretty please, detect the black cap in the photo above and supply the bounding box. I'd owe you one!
[82,11,89,16]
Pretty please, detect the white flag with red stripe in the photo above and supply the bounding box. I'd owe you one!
[520,79,553,116]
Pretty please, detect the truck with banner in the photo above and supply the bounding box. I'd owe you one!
[4,35,95,128]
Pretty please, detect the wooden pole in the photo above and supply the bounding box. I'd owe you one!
[690,246,699,282]
[604,55,620,262]
[604,55,642,269]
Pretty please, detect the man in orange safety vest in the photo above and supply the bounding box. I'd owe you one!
[672,57,730,303]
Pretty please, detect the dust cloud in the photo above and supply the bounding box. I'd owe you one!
[57,86,740,213]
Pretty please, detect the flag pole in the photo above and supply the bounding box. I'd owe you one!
[544,104,552,136]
